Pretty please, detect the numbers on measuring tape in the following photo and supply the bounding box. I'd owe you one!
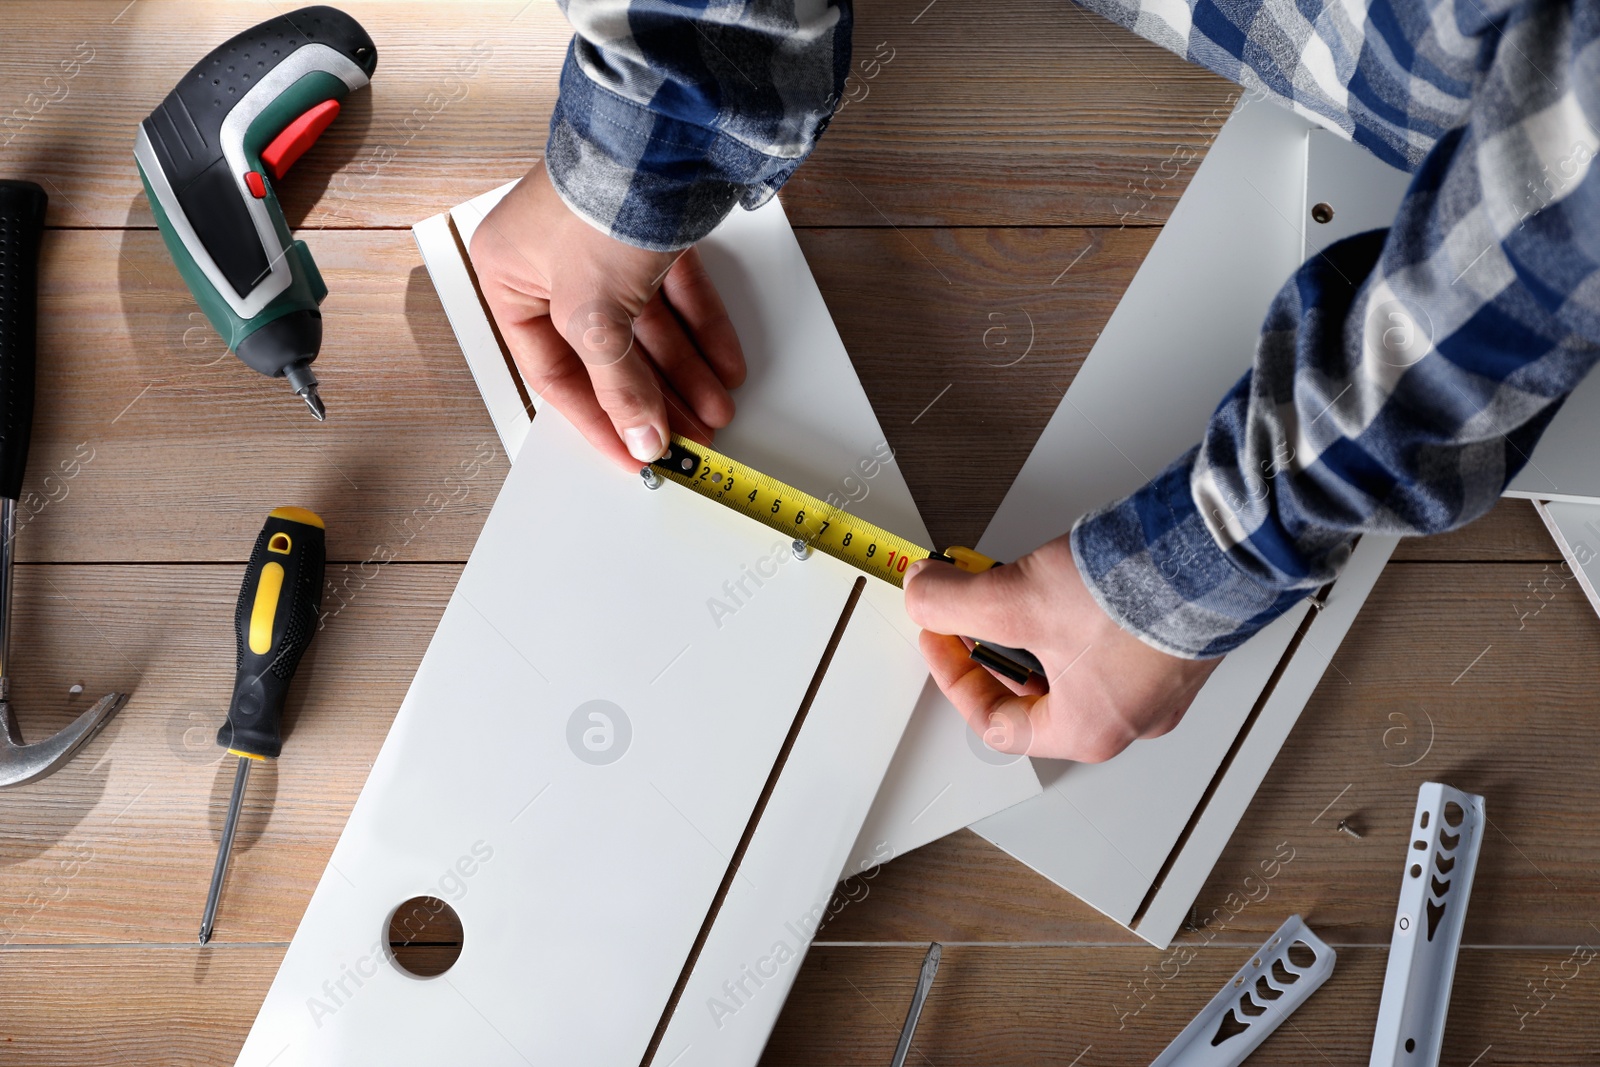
[659,437,929,588]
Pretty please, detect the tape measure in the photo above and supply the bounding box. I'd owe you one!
[646,435,1044,683]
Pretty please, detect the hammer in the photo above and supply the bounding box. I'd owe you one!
[0,180,127,789]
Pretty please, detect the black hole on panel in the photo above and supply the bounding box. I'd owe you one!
[1420,811,1430,829]
[1406,1038,1417,1053]
[1254,975,1283,1001]
[1237,992,1267,1018]
[1436,853,1455,874]
[1444,801,1464,827]
[1441,830,1460,850]
[1287,940,1318,969]
[1271,959,1299,985]
[1410,864,1422,878]
[1431,876,1450,898]
[1426,899,1446,942]
[1212,1009,1250,1045]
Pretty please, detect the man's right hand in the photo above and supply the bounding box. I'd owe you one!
[468,162,746,470]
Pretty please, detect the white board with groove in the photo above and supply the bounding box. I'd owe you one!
[430,184,1044,882]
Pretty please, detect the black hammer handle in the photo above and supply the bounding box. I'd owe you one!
[0,181,46,503]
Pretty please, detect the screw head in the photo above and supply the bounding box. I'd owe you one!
[1311,202,1335,224]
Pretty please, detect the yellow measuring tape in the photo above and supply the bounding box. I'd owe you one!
[646,435,1042,682]
[647,434,992,588]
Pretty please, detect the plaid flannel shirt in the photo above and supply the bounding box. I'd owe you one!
[548,0,1600,658]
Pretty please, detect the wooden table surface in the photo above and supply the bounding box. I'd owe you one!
[3,2,1597,1064]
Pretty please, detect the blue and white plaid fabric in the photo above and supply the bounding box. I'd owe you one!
[1069,0,1599,656]
[550,0,1599,657]
[546,0,853,252]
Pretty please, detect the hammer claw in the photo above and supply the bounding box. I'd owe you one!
[0,691,127,789]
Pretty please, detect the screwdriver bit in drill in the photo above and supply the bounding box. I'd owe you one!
[200,507,325,945]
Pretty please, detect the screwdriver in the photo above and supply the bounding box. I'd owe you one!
[135,7,378,420]
[199,507,326,945]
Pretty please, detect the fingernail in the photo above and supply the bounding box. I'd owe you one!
[624,425,663,463]
[904,559,929,583]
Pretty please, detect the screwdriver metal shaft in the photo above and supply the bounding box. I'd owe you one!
[199,755,252,945]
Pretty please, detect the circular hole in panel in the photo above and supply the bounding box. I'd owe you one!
[387,896,464,977]
[1405,1038,1416,1053]
[1410,864,1423,878]
[1443,801,1465,827]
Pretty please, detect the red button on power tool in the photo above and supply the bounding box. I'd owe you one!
[244,170,267,198]
[261,99,342,181]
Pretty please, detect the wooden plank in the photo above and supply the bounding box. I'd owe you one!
[811,558,1600,948]
[4,943,1595,1064]
[764,944,1598,1065]
[779,0,1240,227]
[0,564,456,946]
[20,227,507,564]
[799,225,1158,551]
[1390,497,1564,562]
[22,226,1146,563]
[1,1,1237,230]
[0,945,285,1066]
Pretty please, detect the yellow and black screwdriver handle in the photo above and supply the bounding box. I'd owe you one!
[650,437,1046,685]
[218,508,326,761]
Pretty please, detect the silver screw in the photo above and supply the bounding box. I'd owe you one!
[640,467,661,490]
[792,539,811,561]
[68,683,84,696]
[1336,818,1363,839]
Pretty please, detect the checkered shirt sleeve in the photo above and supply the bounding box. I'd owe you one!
[1069,0,1599,657]
[545,0,852,252]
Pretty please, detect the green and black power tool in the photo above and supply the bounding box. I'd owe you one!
[135,7,377,420]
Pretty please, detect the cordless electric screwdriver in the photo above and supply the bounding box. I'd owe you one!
[135,7,377,420]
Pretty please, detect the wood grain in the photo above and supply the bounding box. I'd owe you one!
[3,0,1596,1059]
[764,944,1595,1066]
[0,1,1235,230]
[800,225,1158,550]
[0,564,455,946]
[20,228,507,564]
[3,943,1592,1066]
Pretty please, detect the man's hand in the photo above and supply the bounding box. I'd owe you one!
[904,533,1221,763]
[469,162,746,470]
